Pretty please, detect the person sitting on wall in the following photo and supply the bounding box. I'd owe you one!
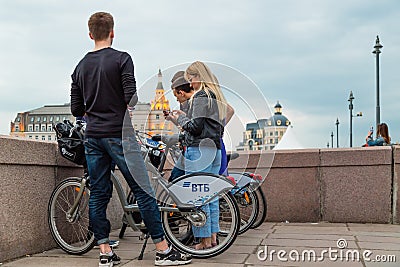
[365,123,391,146]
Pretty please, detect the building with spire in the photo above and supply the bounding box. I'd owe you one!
[132,69,175,136]
[236,101,291,151]
[9,69,176,141]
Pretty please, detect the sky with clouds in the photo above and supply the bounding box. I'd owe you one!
[1,0,400,150]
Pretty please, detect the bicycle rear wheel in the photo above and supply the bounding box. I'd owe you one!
[48,177,95,255]
[250,188,267,229]
[235,186,259,235]
[161,192,240,258]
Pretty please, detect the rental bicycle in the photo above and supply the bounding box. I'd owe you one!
[48,120,240,258]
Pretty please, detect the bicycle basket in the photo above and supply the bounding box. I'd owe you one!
[57,138,86,165]
[54,120,86,165]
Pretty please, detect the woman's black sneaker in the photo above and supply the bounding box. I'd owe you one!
[99,251,121,267]
[155,247,192,266]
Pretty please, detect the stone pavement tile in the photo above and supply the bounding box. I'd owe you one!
[226,244,258,254]
[254,222,277,229]
[267,233,355,241]
[356,235,400,244]
[348,224,400,232]
[201,252,249,264]
[358,241,400,251]
[242,229,271,238]
[233,236,264,246]
[123,260,244,267]
[273,226,350,235]
[1,256,128,267]
[352,231,400,238]
[275,222,348,227]
[262,238,358,249]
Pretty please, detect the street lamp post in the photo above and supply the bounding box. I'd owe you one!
[335,118,339,148]
[331,131,334,148]
[348,91,362,147]
[348,91,354,147]
[372,35,383,128]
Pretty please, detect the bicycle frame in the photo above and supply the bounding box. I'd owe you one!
[66,133,235,233]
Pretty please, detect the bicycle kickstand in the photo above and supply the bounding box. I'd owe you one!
[138,233,150,260]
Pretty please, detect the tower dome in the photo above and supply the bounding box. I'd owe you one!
[268,101,290,127]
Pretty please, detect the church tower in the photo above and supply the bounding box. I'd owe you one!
[147,69,174,136]
[151,69,170,111]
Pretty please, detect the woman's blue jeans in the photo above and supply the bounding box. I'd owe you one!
[85,136,164,245]
[185,146,221,238]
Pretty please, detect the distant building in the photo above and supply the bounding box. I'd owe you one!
[9,69,175,141]
[236,101,291,151]
[10,103,74,141]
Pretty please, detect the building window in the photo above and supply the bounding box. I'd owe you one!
[275,138,279,143]
[35,136,39,140]
[28,135,32,139]
[280,131,284,136]
[35,125,39,132]
[275,131,278,136]
[30,117,34,122]
[156,114,160,120]
[48,135,52,141]
[56,116,60,122]
[17,117,21,122]
[50,116,53,122]
[62,116,66,121]
[48,125,52,132]
[270,132,273,136]
[42,136,45,141]
[43,117,47,122]
[41,125,46,132]
[37,117,41,122]
[28,125,33,132]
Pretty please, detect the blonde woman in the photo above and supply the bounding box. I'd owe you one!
[167,61,227,249]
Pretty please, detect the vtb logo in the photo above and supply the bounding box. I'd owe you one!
[182,181,210,192]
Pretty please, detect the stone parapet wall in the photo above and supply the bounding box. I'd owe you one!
[0,135,398,262]
[0,136,125,262]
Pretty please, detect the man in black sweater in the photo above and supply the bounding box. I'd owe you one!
[70,12,191,267]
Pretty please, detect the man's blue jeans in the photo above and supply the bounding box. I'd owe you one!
[185,146,221,238]
[85,136,164,245]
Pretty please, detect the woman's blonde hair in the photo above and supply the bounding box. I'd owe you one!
[185,61,227,120]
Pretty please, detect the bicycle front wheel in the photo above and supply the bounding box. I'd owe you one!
[48,177,95,255]
[161,192,240,258]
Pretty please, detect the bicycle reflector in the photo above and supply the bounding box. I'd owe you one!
[249,173,263,181]
[226,175,236,186]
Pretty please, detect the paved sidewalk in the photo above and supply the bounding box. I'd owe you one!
[2,222,400,266]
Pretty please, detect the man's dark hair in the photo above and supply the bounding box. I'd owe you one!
[175,83,193,93]
[88,12,114,41]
